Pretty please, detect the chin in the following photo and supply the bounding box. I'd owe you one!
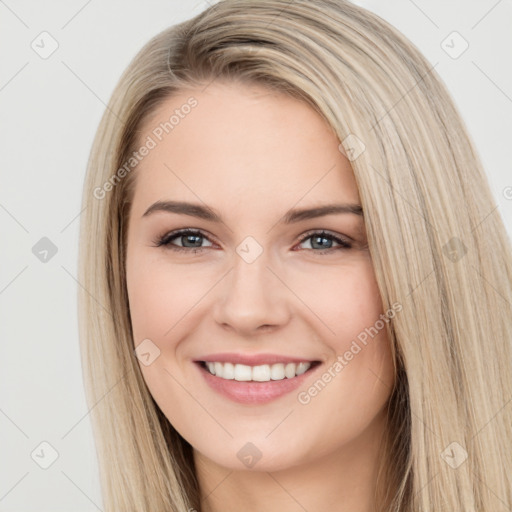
[192,435,322,474]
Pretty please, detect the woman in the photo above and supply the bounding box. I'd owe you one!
[78,1,512,510]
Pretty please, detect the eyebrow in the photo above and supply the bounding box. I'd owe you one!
[142,200,363,223]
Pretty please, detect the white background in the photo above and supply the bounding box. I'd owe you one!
[1,0,511,510]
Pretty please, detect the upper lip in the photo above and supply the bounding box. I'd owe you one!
[195,353,319,366]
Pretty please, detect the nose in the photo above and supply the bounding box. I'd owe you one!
[212,248,291,336]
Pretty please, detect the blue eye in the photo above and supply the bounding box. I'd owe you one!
[297,230,352,252]
[154,229,352,254]
[155,229,213,253]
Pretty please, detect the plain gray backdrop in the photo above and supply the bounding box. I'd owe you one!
[1,0,511,510]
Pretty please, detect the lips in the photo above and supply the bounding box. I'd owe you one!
[194,353,322,404]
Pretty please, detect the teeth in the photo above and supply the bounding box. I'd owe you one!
[223,362,235,379]
[270,363,285,380]
[234,363,252,381]
[284,363,296,378]
[204,361,312,381]
[296,362,310,375]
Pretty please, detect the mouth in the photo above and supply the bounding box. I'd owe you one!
[198,360,321,382]
[194,357,322,405]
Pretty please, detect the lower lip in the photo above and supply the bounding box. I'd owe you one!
[195,362,319,404]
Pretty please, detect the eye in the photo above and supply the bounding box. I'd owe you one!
[153,228,352,255]
[153,229,214,253]
[295,230,352,253]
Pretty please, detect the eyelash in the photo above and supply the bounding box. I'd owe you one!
[153,229,352,255]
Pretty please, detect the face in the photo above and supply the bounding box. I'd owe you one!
[125,80,395,472]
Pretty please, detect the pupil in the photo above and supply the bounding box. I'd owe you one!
[184,234,202,247]
[312,235,331,249]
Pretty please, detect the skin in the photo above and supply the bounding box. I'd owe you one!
[125,80,396,512]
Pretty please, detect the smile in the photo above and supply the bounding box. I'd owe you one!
[195,358,321,404]
[202,361,313,381]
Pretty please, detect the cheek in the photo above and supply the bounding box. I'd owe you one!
[299,257,385,349]
[126,254,206,428]
[126,254,206,346]
[298,259,394,418]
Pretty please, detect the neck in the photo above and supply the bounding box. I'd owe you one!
[193,408,391,512]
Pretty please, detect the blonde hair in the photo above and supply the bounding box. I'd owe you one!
[78,1,512,510]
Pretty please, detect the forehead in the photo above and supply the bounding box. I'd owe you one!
[131,81,359,217]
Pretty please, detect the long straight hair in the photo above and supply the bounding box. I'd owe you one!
[78,1,512,510]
